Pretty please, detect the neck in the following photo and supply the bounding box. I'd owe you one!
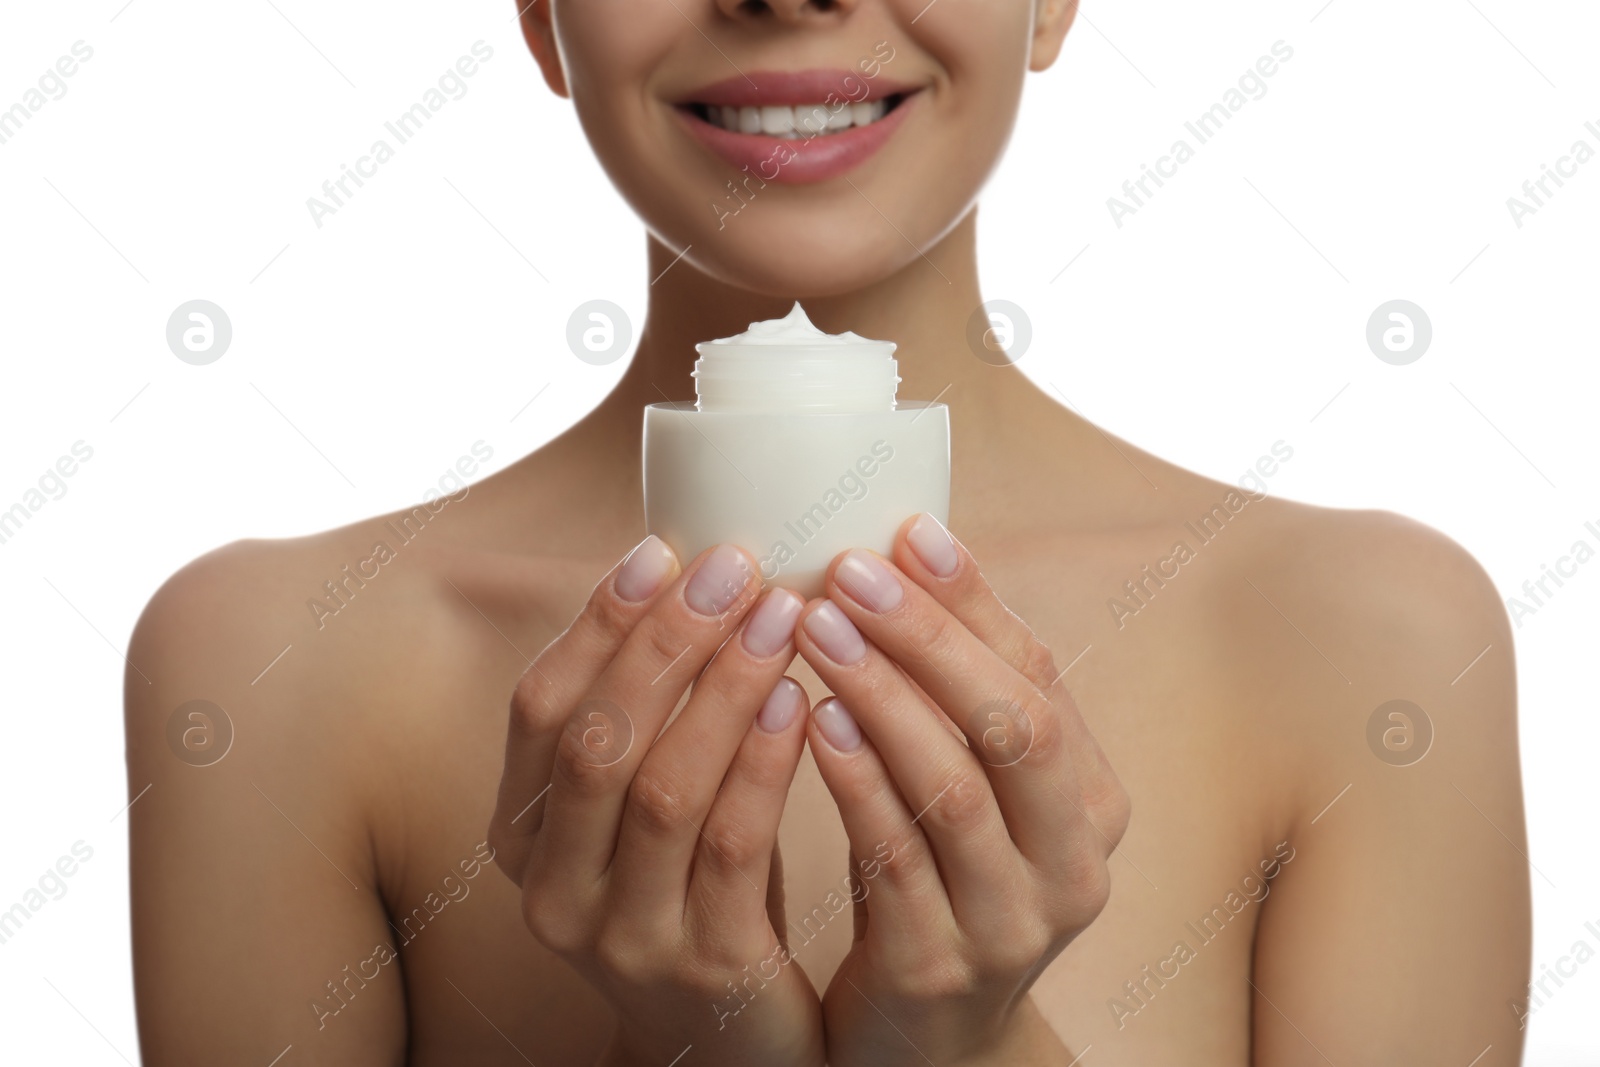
[629,209,991,404]
[517,208,1101,541]
[584,208,1057,444]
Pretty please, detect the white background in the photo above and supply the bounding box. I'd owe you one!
[1,0,1596,1062]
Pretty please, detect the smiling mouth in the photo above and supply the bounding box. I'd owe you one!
[680,93,911,139]
[672,70,921,184]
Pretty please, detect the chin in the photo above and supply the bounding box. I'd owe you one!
[580,87,976,296]
[615,151,974,299]
[670,209,935,298]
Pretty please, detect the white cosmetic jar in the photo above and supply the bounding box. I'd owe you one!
[643,306,950,597]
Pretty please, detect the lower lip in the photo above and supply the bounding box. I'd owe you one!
[675,96,916,185]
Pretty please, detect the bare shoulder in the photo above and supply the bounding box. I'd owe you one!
[123,490,595,823]
[124,494,578,781]
[128,516,464,740]
[1082,445,1522,815]
[121,500,574,1060]
[1251,496,1502,615]
[123,518,467,879]
[122,515,473,1062]
[1246,497,1508,716]
[1119,476,1532,1056]
[1084,444,1523,819]
[1200,490,1517,764]
[1190,490,1529,1056]
[1086,444,1513,704]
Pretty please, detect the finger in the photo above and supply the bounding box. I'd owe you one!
[491,534,679,877]
[796,601,1020,912]
[895,514,1060,690]
[897,513,1121,802]
[804,696,951,943]
[683,677,809,944]
[608,589,802,910]
[804,562,1088,870]
[535,544,764,880]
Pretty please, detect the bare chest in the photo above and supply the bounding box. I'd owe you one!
[381,549,1289,1064]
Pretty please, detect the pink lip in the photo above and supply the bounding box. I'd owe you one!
[674,83,918,185]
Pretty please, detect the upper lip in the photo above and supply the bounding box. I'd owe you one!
[676,70,920,108]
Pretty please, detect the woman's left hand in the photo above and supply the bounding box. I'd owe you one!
[794,514,1130,1067]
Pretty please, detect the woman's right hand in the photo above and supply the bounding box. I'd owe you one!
[488,536,824,1067]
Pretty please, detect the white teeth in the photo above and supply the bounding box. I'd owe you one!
[796,104,832,136]
[851,100,887,127]
[760,105,795,136]
[703,98,896,135]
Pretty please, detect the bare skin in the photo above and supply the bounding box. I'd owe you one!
[126,222,1530,1065]
[126,3,1530,1064]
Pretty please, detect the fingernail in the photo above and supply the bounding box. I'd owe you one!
[685,544,754,616]
[615,535,676,603]
[757,678,804,734]
[743,589,803,658]
[813,698,862,752]
[907,513,958,578]
[835,550,903,613]
[803,601,866,665]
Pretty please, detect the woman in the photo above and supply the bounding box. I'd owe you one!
[126,1,1531,1063]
